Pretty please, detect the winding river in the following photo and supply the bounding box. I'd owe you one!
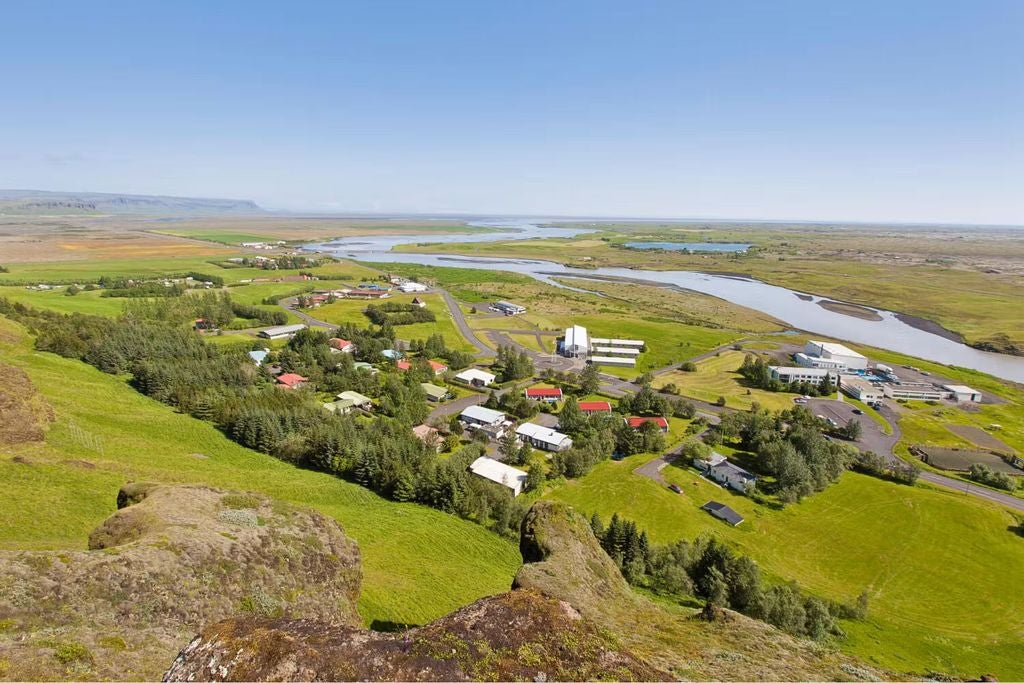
[305,219,1024,383]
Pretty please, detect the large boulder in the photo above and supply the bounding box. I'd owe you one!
[0,484,361,680]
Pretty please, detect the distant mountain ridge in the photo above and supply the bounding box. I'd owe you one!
[0,189,264,215]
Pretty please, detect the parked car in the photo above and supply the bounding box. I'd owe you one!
[852,408,864,415]
[668,484,683,494]
[793,397,807,404]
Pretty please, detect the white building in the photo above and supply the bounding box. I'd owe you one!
[459,405,507,428]
[693,452,757,493]
[769,366,835,385]
[588,355,636,367]
[258,323,307,340]
[803,340,868,371]
[491,301,526,315]
[399,281,429,293]
[562,325,589,357]
[336,390,373,409]
[840,376,885,402]
[455,368,496,387]
[516,423,573,452]
[589,337,645,349]
[943,384,983,403]
[469,456,528,496]
[794,353,848,371]
[883,384,946,401]
[591,346,642,357]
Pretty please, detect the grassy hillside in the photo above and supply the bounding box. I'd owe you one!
[544,453,1024,678]
[0,316,521,628]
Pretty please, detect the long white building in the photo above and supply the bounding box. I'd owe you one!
[516,423,573,452]
[769,366,835,385]
[469,457,528,496]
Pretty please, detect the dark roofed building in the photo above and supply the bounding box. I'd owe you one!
[701,501,744,526]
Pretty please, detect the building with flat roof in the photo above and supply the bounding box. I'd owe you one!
[562,325,589,357]
[883,384,947,401]
[588,355,636,367]
[591,346,642,357]
[259,323,307,340]
[794,352,848,371]
[399,281,428,293]
[943,385,982,403]
[590,337,645,348]
[840,376,885,402]
[516,423,573,452]
[702,501,744,526]
[769,366,835,385]
[491,301,526,315]
[804,340,868,370]
[469,456,528,496]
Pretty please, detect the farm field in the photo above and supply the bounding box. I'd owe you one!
[0,316,520,628]
[0,286,128,317]
[545,454,1024,679]
[651,350,802,411]
[313,292,477,353]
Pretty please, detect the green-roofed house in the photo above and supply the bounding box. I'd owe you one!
[420,383,451,403]
[323,398,356,415]
[337,390,374,411]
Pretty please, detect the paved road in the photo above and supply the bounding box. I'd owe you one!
[426,392,487,423]
[278,297,334,329]
[438,290,495,358]
[485,330,580,374]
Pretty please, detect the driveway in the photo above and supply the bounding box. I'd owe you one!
[277,297,334,329]
[438,290,496,358]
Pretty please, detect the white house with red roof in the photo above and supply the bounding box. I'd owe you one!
[627,416,668,433]
[276,373,308,389]
[524,387,563,403]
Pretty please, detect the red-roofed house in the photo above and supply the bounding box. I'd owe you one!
[329,338,355,353]
[627,416,669,432]
[524,387,563,403]
[578,401,612,413]
[276,373,308,389]
[396,359,448,376]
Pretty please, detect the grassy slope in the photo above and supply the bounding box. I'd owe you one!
[544,453,1024,679]
[0,316,520,628]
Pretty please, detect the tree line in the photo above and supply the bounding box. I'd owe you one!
[591,513,869,641]
[365,302,436,326]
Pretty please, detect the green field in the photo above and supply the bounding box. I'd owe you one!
[0,286,128,317]
[651,350,802,411]
[0,316,520,627]
[314,292,477,353]
[545,453,1024,678]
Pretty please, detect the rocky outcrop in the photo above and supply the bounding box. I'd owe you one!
[0,484,361,681]
[164,501,891,682]
[163,590,663,682]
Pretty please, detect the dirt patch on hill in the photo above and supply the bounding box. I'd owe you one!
[0,363,54,445]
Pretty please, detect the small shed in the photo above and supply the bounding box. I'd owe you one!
[701,501,744,526]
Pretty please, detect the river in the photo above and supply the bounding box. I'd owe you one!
[304,219,1024,383]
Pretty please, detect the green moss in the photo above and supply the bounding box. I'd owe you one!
[220,493,262,509]
[53,641,93,665]
[98,635,127,651]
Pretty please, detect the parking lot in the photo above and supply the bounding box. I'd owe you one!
[806,398,897,458]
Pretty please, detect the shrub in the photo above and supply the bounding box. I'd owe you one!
[679,361,697,372]
[53,642,93,666]
[715,396,727,407]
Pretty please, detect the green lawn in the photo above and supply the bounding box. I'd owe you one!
[0,286,128,317]
[0,316,520,628]
[545,455,1024,679]
[315,292,477,353]
[651,350,799,411]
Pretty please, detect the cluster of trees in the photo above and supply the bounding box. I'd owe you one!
[852,451,920,485]
[365,302,436,326]
[591,515,866,640]
[230,301,287,327]
[538,364,600,396]
[101,281,187,298]
[484,390,540,421]
[738,355,834,397]
[707,405,856,502]
[4,298,539,538]
[408,333,474,370]
[968,463,1018,491]
[548,397,666,478]
[492,345,534,382]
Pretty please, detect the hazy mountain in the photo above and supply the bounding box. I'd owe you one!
[0,189,264,215]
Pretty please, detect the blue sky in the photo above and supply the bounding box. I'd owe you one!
[0,1,1021,223]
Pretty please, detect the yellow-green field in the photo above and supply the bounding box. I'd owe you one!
[651,350,801,411]
[545,452,1024,679]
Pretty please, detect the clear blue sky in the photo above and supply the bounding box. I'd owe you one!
[1,1,1021,223]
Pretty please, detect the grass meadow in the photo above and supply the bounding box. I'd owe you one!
[0,317,520,628]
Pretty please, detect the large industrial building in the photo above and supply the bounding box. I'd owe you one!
[839,376,885,402]
[802,340,868,371]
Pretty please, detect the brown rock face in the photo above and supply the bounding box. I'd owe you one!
[0,484,361,681]
[163,590,664,682]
